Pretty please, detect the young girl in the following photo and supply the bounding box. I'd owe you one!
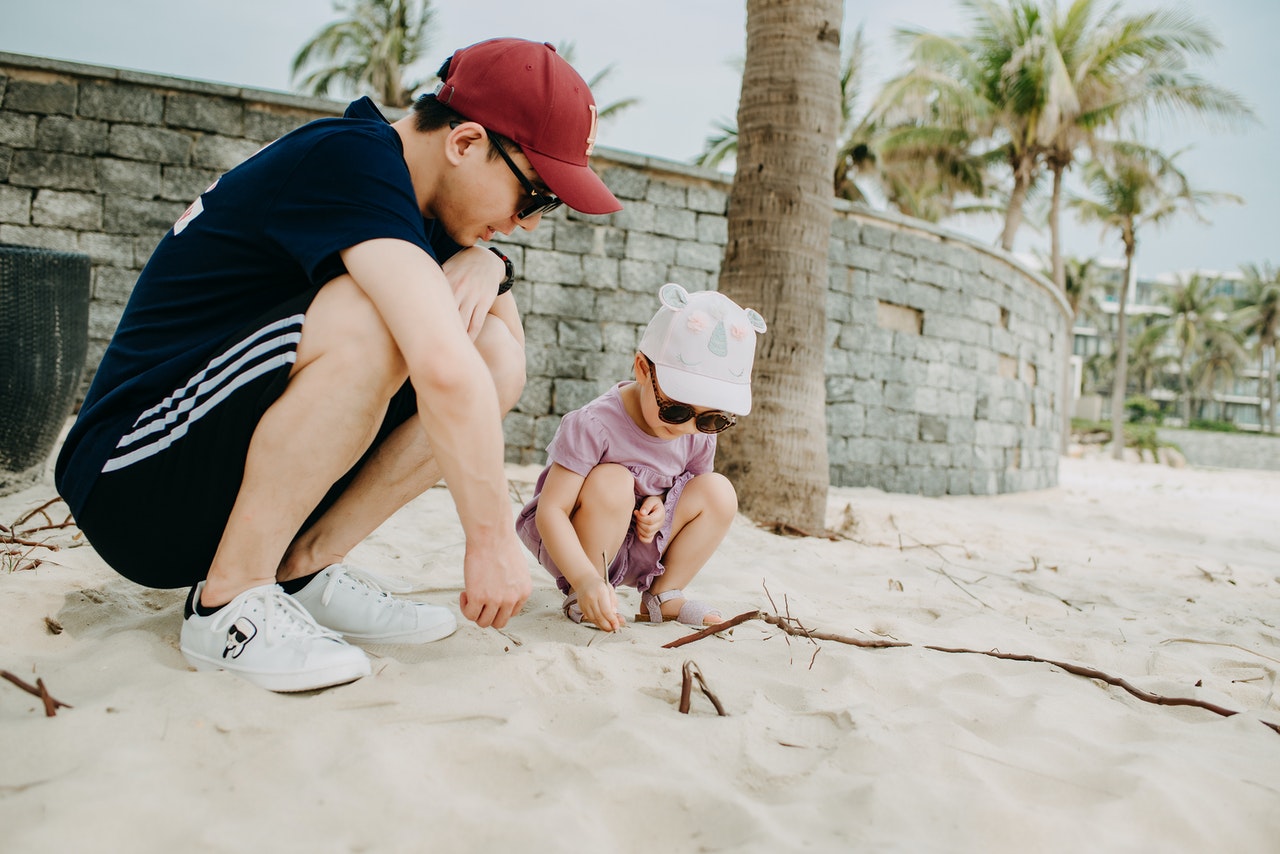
[516,283,767,632]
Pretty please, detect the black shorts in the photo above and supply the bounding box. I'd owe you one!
[76,288,418,589]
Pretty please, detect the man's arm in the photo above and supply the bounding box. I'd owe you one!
[340,237,530,628]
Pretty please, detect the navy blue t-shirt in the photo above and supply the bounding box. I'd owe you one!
[56,98,454,514]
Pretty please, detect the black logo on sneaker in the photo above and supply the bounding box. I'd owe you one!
[223,618,258,659]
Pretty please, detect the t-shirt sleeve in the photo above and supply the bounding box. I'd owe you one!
[545,408,609,478]
[264,129,432,286]
[687,435,716,475]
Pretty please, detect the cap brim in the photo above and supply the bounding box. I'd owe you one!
[524,149,622,215]
[655,364,752,416]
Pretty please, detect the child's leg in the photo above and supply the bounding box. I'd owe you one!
[570,463,637,580]
[647,472,737,624]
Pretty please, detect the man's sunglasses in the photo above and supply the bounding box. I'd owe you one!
[450,121,563,220]
[645,358,737,434]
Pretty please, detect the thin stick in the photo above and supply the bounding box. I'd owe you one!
[1,670,72,716]
[658,612,1280,736]
[662,610,762,649]
[678,660,727,716]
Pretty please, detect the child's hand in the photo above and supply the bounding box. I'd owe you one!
[633,495,666,543]
[578,577,626,632]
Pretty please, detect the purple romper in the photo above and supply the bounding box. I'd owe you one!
[517,383,716,595]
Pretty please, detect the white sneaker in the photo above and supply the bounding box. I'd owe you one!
[180,581,371,692]
[290,564,458,644]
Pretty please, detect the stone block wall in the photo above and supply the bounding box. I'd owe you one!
[0,52,1072,495]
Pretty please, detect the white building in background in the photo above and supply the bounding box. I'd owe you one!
[1069,264,1270,430]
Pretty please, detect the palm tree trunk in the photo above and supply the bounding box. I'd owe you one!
[999,157,1034,251]
[1264,343,1274,430]
[1110,243,1134,460]
[715,0,842,532]
[1050,163,1071,454]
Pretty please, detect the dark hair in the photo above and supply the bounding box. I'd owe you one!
[412,93,515,161]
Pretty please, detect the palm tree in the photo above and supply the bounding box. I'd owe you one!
[1234,263,1280,432]
[699,26,929,210]
[714,0,843,532]
[1147,274,1241,423]
[887,0,1251,270]
[1070,140,1239,458]
[291,0,434,108]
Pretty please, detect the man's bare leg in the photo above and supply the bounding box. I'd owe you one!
[275,290,527,583]
[197,276,411,608]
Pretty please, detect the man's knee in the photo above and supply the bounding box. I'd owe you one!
[294,275,407,396]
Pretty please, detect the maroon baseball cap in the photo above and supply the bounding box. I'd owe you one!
[435,38,623,215]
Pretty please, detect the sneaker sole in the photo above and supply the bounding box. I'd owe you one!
[181,650,372,693]
[340,615,459,645]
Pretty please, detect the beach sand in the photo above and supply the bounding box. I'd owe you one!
[2,453,1278,853]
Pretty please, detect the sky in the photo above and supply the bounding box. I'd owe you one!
[1,0,1276,278]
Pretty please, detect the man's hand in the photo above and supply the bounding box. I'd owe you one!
[458,534,532,629]
[442,246,507,339]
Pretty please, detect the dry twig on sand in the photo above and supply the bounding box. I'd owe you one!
[678,660,727,716]
[1,670,72,716]
[661,610,1280,736]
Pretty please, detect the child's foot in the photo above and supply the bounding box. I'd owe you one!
[638,589,723,626]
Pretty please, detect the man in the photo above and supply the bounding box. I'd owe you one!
[55,38,623,692]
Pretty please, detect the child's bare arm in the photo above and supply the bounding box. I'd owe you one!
[534,464,624,631]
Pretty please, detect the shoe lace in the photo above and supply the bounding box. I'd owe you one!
[212,584,342,643]
[318,564,413,607]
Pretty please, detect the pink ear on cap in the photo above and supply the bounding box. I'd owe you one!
[638,283,767,415]
[436,38,622,215]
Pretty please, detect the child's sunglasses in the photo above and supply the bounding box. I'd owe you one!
[645,358,737,434]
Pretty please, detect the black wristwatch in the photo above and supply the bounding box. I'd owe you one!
[488,246,515,295]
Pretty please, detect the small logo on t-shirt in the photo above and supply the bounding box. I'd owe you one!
[173,179,219,236]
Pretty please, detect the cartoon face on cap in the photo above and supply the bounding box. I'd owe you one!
[638,283,767,415]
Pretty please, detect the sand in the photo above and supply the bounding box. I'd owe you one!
[2,453,1278,853]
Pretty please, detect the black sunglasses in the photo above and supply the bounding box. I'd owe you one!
[450,121,563,220]
[488,137,564,220]
[645,358,737,434]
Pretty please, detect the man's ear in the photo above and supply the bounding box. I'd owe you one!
[444,121,486,166]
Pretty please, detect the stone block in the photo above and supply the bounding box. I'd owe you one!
[624,231,677,264]
[557,319,603,351]
[161,165,220,202]
[529,281,595,319]
[108,124,192,165]
[686,185,727,214]
[645,181,686,207]
[165,93,245,134]
[32,189,101,229]
[554,378,605,412]
[0,112,37,147]
[92,265,138,305]
[103,195,185,235]
[192,135,261,171]
[552,220,596,254]
[534,415,561,449]
[619,258,668,293]
[8,150,96,190]
[78,82,163,123]
[695,213,727,244]
[582,255,620,288]
[0,184,31,224]
[77,231,137,267]
[674,240,722,272]
[98,158,163,197]
[612,200,656,234]
[4,79,76,115]
[653,206,697,240]
[601,166,648,200]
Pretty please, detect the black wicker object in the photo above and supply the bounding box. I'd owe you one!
[0,245,91,496]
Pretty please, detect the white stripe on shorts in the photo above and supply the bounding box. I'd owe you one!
[102,314,304,473]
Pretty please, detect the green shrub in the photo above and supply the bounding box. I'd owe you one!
[1188,418,1238,433]
[1125,395,1163,424]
